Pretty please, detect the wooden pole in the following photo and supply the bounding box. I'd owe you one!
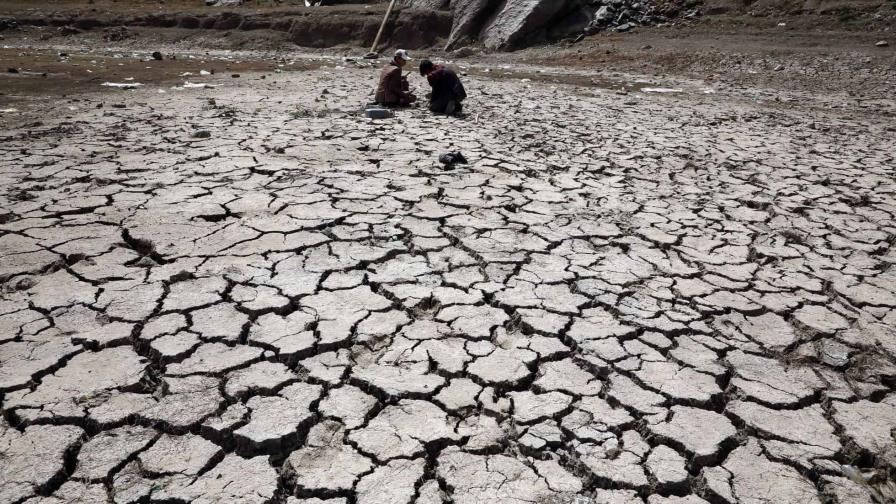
[369,0,397,55]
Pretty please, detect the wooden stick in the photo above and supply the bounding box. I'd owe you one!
[369,0,397,55]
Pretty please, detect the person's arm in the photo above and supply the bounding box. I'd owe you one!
[428,70,447,103]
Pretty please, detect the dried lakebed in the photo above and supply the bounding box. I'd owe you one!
[1,61,895,504]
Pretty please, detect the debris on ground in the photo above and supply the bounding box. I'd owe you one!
[57,25,80,36]
[364,107,394,119]
[103,26,133,42]
[0,17,18,30]
[100,82,143,89]
[438,151,468,168]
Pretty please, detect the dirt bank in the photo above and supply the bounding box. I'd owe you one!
[0,1,452,50]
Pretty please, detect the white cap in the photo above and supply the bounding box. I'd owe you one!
[394,49,411,61]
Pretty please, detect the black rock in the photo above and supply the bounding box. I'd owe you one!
[192,130,212,139]
[152,51,164,61]
[7,67,18,73]
[439,151,468,167]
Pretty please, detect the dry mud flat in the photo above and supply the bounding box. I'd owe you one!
[1,51,895,504]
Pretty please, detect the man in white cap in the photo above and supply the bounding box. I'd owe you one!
[374,49,417,107]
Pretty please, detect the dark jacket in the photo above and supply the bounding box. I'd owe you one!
[427,65,466,107]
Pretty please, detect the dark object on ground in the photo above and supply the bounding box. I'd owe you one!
[0,18,18,31]
[152,51,163,61]
[232,74,240,78]
[439,151,468,167]
[365,107,394,119]
[192,130,212,139]
[8,67,18,73]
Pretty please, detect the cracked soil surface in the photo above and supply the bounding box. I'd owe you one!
[1,36,895,504]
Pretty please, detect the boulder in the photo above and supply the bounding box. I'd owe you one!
[548,5,597,40]
[479,0,578,50]
[446,0,497,50]
[400,0,450,9]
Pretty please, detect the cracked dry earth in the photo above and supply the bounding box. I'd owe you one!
[1,61,896,504]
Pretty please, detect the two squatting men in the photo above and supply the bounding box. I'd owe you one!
[374,49,467,115]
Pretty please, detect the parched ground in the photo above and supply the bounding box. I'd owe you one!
[1,30,896,504]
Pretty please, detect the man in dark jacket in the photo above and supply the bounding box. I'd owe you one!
[374,49,416,107]
[419,59,467,115]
